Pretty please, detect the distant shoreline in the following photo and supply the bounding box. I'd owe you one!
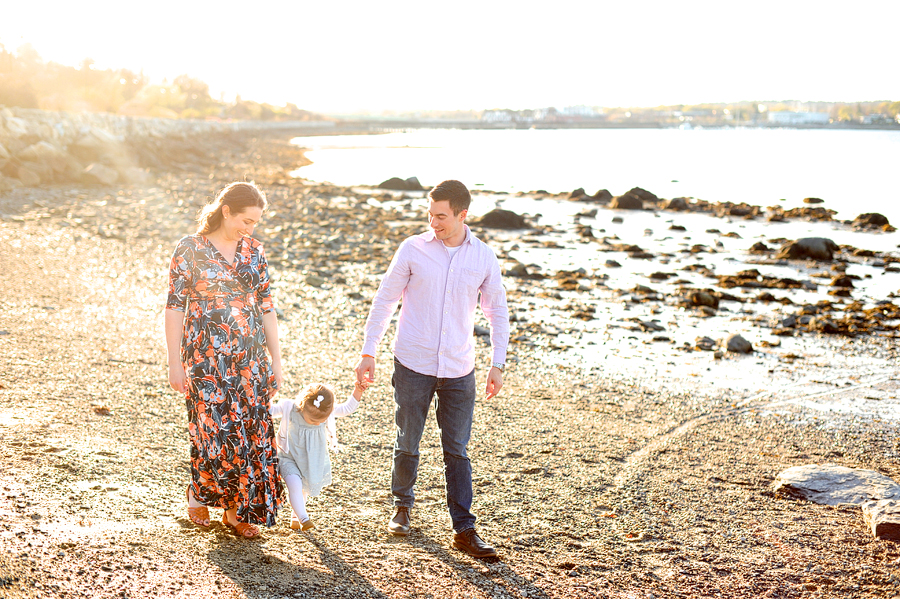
[326,119,900,134]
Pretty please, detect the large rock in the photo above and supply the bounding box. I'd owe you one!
[724,334,752,353]
[471,208,529,229]
[862,499,900,541]
[626,187,658,202]
[17,141,67,173]
[686,290,719,309]
[664,197,690,211]
[773,464,900,506]
[610,194,643,210]
[593,189,613,203]
[81,163,119,185]
[776,237,839,261]
[853,213,890,228]
[377,176,423,191]
[16,165,41,187]
[70,128,121,163]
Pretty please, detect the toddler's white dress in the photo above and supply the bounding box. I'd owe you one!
[269,395,359,496]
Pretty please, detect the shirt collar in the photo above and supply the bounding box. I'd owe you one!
[423,225,473,245]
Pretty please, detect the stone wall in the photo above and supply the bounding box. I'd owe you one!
[0,107,333,190]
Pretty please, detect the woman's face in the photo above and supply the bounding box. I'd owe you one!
[220,205,263,240]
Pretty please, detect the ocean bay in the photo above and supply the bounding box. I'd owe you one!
[291,127,900,224]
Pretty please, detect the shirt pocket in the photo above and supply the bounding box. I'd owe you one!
[460,268,485,295]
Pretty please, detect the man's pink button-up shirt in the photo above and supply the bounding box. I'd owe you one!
[362,226,509,379]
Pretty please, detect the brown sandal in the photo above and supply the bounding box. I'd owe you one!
[186,487,210,528]
[222,512,260,538]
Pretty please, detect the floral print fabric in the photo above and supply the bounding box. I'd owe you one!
[167,234,282,526]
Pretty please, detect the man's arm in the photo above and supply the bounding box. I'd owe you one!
[480,255,509,399]
[354,242,411,384]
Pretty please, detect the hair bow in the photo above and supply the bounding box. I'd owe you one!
[313,394,324,408]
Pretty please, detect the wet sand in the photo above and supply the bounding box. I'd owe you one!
[1,130,900,598]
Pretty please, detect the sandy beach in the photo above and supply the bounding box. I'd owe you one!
[2,129,900,599]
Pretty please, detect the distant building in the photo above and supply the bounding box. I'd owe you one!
[767,111,830,125]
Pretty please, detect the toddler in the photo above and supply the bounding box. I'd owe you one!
[269,381,365,530]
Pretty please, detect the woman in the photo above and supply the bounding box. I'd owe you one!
[165,181,283,538]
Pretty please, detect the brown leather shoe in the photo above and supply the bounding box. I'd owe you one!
[388,506,410,536]
[451,528,497,558]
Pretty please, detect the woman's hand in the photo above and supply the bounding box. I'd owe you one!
[270,360,284,399]
[168,363,188,394]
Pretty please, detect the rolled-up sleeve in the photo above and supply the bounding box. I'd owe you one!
[479,254,509,365]
[256,244,275,314]
[166,241,191,311]
[362,241,411,357]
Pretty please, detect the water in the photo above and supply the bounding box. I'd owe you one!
[290,127,900,224]
[290,128,900,423]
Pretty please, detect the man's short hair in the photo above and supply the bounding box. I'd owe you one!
[428,180,471,215]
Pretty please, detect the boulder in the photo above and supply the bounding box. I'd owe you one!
[853,213,890,228]
[471,208,528,229]
[803,197,824,204]
[626,187,658,202]
[610,194,643,210]
[3,116,29,139]
[748,241,770,253]
[592,189,613,203]
[776,237,839,261]
[863,499,900,541]
[377,176,423,191]
[724,334,752,353]
[830,275,854,288]
[695,336,716,351]
[70,128,120,163]
[17,140,67,173]
[773,464,900,506]
[119,166,151,184]
[687,290,719,309]
[16,164,41,187]
[568,187,587,199]
[81,163,119,185]
[504,262,529,277]
[664,197,689,211]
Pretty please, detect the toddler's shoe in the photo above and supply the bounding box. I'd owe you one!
[291,515,315,531]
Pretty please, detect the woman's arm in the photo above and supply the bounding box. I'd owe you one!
[262,310,283,397]
[165,309,187,393]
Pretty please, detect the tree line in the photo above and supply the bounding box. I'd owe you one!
[0,43,325,121]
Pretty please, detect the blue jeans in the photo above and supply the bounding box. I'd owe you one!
[391,358,477,533]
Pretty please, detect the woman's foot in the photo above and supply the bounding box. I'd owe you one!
[222,511,260,538]
[186,487,210,528]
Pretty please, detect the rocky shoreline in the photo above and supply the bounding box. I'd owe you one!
[2,125,900,598]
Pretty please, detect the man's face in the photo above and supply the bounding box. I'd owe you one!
[428,200,466,242]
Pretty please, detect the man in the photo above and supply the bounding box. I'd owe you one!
[355,179,509,558]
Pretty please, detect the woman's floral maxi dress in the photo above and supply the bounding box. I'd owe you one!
[167,234,282,526]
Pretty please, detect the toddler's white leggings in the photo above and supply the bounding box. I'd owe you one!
[283,473,310,523]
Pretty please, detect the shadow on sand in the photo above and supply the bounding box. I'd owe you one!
[207,525,388,598]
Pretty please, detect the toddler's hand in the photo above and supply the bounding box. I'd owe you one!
[355,380,369,393]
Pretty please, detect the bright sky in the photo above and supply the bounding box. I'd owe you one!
[2,0,898,114]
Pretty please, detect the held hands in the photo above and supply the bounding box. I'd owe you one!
[354,355,376,386]
[485,367,503,399]
[352,379,370,401]
[271,361,284,399]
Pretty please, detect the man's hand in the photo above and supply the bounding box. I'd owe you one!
[355,355,376,386]
[485,367,503,399]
